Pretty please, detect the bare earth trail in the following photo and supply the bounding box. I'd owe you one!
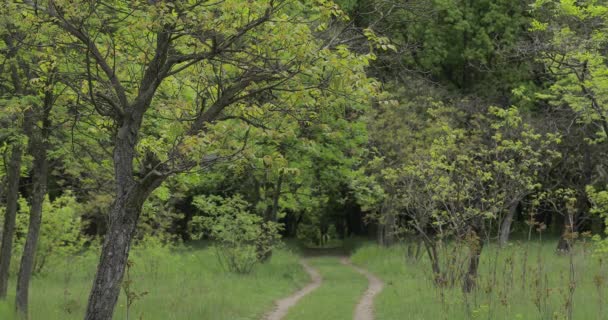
[341,257,384,320]
[264,259,322,320]
[264,252,385,320]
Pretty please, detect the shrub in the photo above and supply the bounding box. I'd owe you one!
[14,191,87,274]
[190,195,281,273]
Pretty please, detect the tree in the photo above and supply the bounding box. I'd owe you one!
[368,94,558,291]
[531,0,608,250]
[20,1,377,318]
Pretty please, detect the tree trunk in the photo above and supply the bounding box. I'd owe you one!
[84,200,138,320]
[259,171,284,262]
[16,103,51,317]
[377,204,395,247]
[0,145,23,299]
[15,142,48,317]
[557,217,576,253]
[499,201,519,247]
[422,239,442,286]
[383,213,396,246]
[85,120,164,320]
[463,228,484,293]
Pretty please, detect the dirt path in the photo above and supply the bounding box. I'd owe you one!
[341,257,384,320]
[264,259,322,320]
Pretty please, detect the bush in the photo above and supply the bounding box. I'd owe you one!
[190,195,281,274]
[14,191,88,274]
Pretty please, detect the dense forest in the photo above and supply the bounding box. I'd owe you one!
[0,0,607,319]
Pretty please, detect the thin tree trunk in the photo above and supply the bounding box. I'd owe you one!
[463,228,484,293]
[259,171,284,262]
[499,201,519,247]
[557,219,575,253]
[383,212,396,246]
[15,146,48,317]
[0,145,23,299]
[422,239,442,285]
[16,101,52,317]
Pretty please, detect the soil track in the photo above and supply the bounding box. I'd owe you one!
[341,257,384,320]
[264,248,384,320]
[264,260,322,320]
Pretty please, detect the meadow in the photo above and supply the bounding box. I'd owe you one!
[0,245,308,320]
[0,239,606,320]
[351,239,608,320]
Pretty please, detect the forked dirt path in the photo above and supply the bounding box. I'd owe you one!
[264,259,322,320]
[340,257,384,320]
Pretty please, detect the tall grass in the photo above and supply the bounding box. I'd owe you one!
[351,240,608,320]
[0,245,307,320]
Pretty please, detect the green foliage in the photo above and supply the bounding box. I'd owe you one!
[369,92,560,246]
[588,185,608,254]
[359,0,531,94]
[190,195,281,273]
[14,192,88,274]
[533,0,608,142]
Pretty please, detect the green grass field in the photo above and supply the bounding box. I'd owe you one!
[1,239,607,320]
[0,245,308,320]
[351,240,608,320]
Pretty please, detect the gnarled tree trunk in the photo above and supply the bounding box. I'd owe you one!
[0,145,23,299]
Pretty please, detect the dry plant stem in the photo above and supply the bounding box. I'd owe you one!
[566,213,576,320]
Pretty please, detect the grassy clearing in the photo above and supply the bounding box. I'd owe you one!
[351,240,608,320]
[284,256,368,320]
[0,245,307,320]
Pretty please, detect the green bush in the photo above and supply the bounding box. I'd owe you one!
[190,195,281,274]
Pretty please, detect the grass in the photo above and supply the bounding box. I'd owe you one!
[0,245,308,320]
[284,256,368,320]
[2,237,605,320]
[351,239,608,320]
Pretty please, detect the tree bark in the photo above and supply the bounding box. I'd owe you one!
[15,145,48,317]
[15,103,51,317]
[0,145,23,299]
[499,201,519,247]
[84,199,139,320]
[84,120,165,320]
[84,180,162,320]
